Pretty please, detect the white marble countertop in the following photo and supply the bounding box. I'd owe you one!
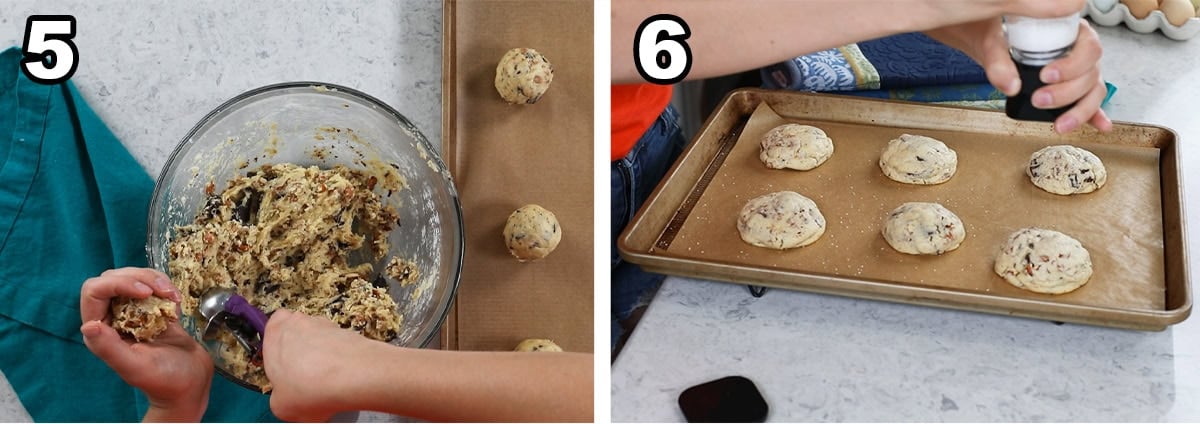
[612,24,1200,422]
[0,1,441,421]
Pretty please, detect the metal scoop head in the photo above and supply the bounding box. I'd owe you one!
[197,287,267,365]
[199,287,236,321]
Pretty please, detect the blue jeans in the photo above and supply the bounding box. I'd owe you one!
[611,105,686,350]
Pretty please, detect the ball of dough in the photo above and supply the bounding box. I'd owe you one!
[882,202,966,255]
[758,124,834,170]
[111,296,177,342]
[1026,145,1107,195]
[503,204,562,261]
[494,48,554,104]
[514,338,563,352]
[879,134,958,185]
[994,228,1093,294]
[737,191,826,250]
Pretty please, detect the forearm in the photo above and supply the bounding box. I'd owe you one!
[343,343,593,422]
[143,407,202,423]
[142,396,207,423]
[611,0,1007,83]
[140,371,211,423]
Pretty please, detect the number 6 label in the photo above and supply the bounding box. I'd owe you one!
[21,15,79,85]
[634,14,692,85]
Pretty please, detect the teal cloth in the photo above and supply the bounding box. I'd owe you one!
[0,47,277,422]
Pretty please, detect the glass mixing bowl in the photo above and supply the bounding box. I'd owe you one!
[146,82,463,391]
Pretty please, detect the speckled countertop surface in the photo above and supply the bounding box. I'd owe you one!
[0,1,441,421]
[612,24,1200,422]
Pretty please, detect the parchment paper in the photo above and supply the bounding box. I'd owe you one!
[442,0,594,351]
[666,102,1165,311]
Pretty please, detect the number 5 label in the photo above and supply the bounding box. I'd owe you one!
[634,14,692,85]
[21,15,79,85]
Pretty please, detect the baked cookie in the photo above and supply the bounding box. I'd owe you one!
[994,228,1093,294]
[882,202,966,255]
[504,204,562,261]
[495,48,554,104]
[879,134,958,185]
[111,296,177,342]
[514,338,563,352]
[1027,145,1107,195]
[737,191,826,250]
[758,124,834,170]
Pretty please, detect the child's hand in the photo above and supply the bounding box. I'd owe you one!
[262,309,375,422]
[928,17,1113,134]
[80,268,212,422]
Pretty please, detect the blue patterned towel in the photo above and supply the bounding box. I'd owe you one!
[762,32,990,92]
[0,46,277,423]
[761,32,1002,106]
[761,32,1117,110]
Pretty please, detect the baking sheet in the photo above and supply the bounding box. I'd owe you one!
[440,0,594,352]
[668,102,1164,310]
[619,89,1190,330]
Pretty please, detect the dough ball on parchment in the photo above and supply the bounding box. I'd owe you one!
[111,295,177,342]
[879,134,958,185]
[882,202,966,255]
[495,48,554,104]
[994,228,1093,295]
[758,124,834,170]
[503,204,562,261]
[737,191,826,250]
[1026,145,1107,195]
[514,338,563,352]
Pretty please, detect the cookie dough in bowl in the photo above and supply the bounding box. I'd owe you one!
[168,163,409,389]
[879,134,958,185]
[737,191,826,250]
[882,202,966,255]
[146,83,464,393]
[994,228,1093,294]
[1026,145,1107,195]
[758,124,834,170]
[495,47,554,104]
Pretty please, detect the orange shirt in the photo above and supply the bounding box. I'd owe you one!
[611,83,673,161]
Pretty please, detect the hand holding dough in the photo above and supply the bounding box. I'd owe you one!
[111,296,177,342]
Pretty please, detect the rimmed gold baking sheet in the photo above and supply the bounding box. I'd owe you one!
[618,89,1190,331]
[440,0,594,351]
